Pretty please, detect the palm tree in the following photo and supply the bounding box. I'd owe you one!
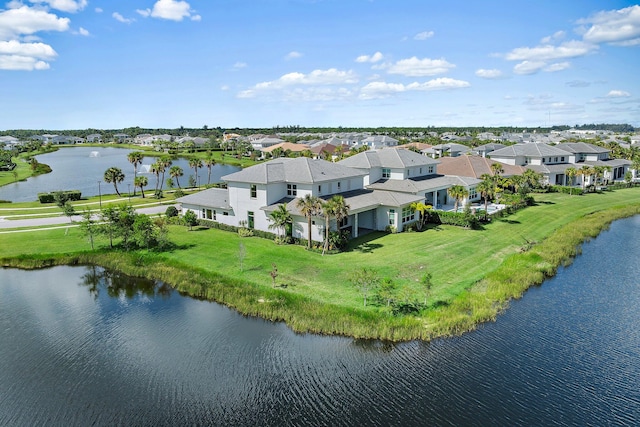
[268,204,292,240]
[522,169,542,190]
[189,158,203,188]
[565,167,577,195]
[169,166,184,188]
[580,165,593,191]
[476,179,495,221]
[409,201,432,231]
[159,155,173,190]
[321,195,349,255]
[127,151,144,195]
[103,167,124,196]
[490,162,504,178]
[134,176,148,198]
[150,162,162,191]
[296,194,322,250]
[204,153,216,185]
[447,185,469,213]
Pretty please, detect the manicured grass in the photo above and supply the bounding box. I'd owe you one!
[1,188,639,341]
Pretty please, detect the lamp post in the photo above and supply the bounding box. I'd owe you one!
[98,180,102,209]
[127,184,131,204]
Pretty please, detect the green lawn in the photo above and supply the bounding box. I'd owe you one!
[1,188,639,340]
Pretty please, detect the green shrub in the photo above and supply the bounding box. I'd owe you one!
[428,211,479,228]
[165,206,178,218]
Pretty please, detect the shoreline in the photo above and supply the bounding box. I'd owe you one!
[2,200,639,342]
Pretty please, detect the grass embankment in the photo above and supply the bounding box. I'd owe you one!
[1,189,639,341]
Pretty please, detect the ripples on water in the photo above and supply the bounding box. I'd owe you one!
[0,216,639,426]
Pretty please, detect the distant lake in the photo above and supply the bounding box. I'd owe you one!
[0,146,240,202]
[0,216,639,425]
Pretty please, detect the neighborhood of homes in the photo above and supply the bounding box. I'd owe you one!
[176,138,635,243]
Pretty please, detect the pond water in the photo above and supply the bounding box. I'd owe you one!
[0,216,639,426]
[0,146,240,202]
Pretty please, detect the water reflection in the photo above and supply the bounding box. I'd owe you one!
[79,265,173,300]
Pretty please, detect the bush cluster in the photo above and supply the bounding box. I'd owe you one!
[38,190,81,204]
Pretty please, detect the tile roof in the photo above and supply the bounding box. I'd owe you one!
[222,157,366,184]
[489,143,569,158]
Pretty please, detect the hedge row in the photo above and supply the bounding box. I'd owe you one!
[37,190,82,204]
[197,218,277,241]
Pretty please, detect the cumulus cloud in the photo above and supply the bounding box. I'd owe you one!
[355,51,383,63]
[385,56,455,76]
[78,26,89,36]
[95,7,103,13]
[505,40,597,62]
[359,78,470,99]
[137,0,200,22]
[578,5,640,46]
[0,5,70,39]
[29,0,87,13]
[475,68,503,79]
[544,62,570,72]
[233,62,247,69]
[285,51,302,60]
[541,30,565,44]
[607,90,631,97]
[112,12,134,24]
[414,30,434,40]
[0,5,68,70]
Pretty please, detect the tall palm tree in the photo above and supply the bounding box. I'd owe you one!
[476,179,495,221]
[268,204,292,240]
[565,167,577,195]
[409,201,432,231]
[490,162,504,178]
[204,153,216,185]
[447,185,469,213]
[296,194,322,250]
[150,162,162,191]
[580,165,593,191]
[134,176,148,198]
[103,167,124,196]
[159,155,173,190]
[322,195,350,255]
[169,166,184,188]
[127,151,144,195]
[522,169,542,190]
[189,158,203,188]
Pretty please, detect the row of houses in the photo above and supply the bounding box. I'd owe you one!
[176,141,636,244]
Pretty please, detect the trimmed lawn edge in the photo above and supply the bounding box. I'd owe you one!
[1,204,639,342]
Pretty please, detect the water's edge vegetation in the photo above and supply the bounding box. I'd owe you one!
[2,201,639,341]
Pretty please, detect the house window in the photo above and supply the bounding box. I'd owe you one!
[389,209,396,226]
[213,210,217,220]
[469,187,477,199]
[287,184,297,196]
[554,157,558,163]
[402,207,413,223]
[202,208,205,218]
[247,211,254,229]
[428,166,434,174]
[420,167,423,174]
[339,216,348,228]
[407,169,411,176]
[382,168,391,178]
[561,156,565,162]
[223,212,228,216]
[318,185,322,194]
[337,182,341,191]
[250,184,257,199]
[206,209,213,219]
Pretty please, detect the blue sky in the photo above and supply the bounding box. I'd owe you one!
[1,0,639,130]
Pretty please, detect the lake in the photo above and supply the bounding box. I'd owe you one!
[0,146,240,202]
[0,216,639,426]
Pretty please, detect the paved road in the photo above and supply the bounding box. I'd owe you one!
[0,204,176,231]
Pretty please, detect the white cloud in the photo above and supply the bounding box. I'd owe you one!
[513,60,546,75]
[355,51,383,63]
[0,6,70,39]
[541,30,565,44]
[220,85,229,91]
[0,39,57,70]
[505,40,597,62]
[359,78,470,99]
[285,51,302,60]
[238,68,358,99]
[579,5,640,46]
[139,0,199,22]
[78,26,89,36]
[0,54,50,70]
[29,0,87,13]
[475,68,503,79]
[112,12,134,24]
[414,30,434,40]
[233,62,247,69]
[385,56,455,76]
[607,90,631,97]
[544,62,570,72]
[95,7,103,13]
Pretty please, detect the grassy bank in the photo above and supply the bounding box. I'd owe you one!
[1,189,639,341]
